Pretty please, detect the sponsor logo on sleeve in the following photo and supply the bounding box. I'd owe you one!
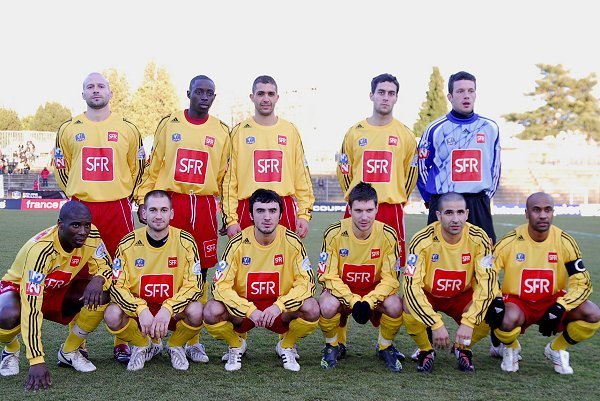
[192,261,202,275]
[301,256,312,271]
[418,148,429,159]
[95,243,107,258]
[26,270,46,296]
[213,260,228,283]
[317,252,329,274]
[480,254,494,269]
[137,147,146,160]
[404,254,418,277]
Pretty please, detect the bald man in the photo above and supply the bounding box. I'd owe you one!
[54,72,145,362]
[492,192,600,374]
[0,201,112,390]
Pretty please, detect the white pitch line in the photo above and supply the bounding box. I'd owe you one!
[496,223,600,238]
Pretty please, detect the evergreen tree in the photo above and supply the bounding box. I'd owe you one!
[129,61,179,137]
[29,102,71,132]
[0,108,23,130]
[503,64,600,140]
[413,67,447,137]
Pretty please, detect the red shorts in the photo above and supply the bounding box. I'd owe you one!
[425,288,474,325]
[72,197,134,258]
[170,193,218,269]
[233,302,289,334]
[345,202,406,266]
[237,196,298,232]
[503,291,567,332]
[1,270,91,325]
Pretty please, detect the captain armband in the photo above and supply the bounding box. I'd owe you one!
[565,259,586,276]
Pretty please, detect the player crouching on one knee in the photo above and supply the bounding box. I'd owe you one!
[103,190,205,372]
[318,182,405,373]
[403,192,497,373]
[204,189,319,372]
[490,192,600,374]
[0,201,112,391]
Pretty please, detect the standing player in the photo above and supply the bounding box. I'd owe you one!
[318,182,404,372]
[104,190,204,371]
[221,75,314,239]
[491,192,600,374]
[403,192,496,372]
[336,73,417,354]
[54,72,145,362]
[417,71,500,243]
[204,189,319,372]
[0,202,112,391]
[134,75,230,363]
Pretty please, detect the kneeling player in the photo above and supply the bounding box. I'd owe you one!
[104,190,204,371]
[492,192,600,374]
[204,189,319,372]
[0,201,112,391]
[403,192,496,373]
[318,182,404,372]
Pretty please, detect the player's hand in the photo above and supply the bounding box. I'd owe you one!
[80,276,105,309]
[248,310,263,326]
[151,307,171,339]
[227,224,242,238]
[138,307,154,336]
[432,325,450,349]
[137,205,147,225]
[296,218,309,238]
[454,324,474,350]
[260,304,282,328]
[539,302,566,337]
[485,297,506,329]
[351,301,371,324]
[25,363,52,392]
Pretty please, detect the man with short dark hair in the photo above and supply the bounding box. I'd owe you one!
[417,71,500,243]
[221,76,314,240]
[104,190,204,372]
[403,192,496,373]
[0,201,112,391]
[318,182,405,372]
[492,192,600,374]
[205,188,319,372]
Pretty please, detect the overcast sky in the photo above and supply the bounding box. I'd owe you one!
[1,0,598,170]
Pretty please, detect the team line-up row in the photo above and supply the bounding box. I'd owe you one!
[0,71,596,391]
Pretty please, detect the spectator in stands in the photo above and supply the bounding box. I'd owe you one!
[33,179,39,190]
[0,158,6,175]
[41,167,50,187]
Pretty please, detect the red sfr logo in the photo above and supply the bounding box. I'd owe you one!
[451,149,482,182]
[82,147,114,181]
[174,148,209,184]
[254,150,283,183]
[362,150,393,183]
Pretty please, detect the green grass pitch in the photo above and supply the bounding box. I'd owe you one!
[0,211,598,400]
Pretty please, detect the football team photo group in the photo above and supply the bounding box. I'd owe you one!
[1,70,598,394]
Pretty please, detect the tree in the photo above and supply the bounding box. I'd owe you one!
[503,64,600,141]
[29,102,72,132]
[21,115,34,130]
[0,108,23,130]
[413,67,448,137]
[129,61,179,137]
[103,67,132,116]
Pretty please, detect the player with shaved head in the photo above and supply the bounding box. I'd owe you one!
[492,192,600,374]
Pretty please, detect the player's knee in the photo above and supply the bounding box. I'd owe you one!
[500,303,523,331]
[300,298,320,322]
[184,301,204,327]
[0,303,20,329]
[203,300,225,325]
[318,293,341,319]
[582,301,600,323]
[103,303,126,330]
[381,294,402,318]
